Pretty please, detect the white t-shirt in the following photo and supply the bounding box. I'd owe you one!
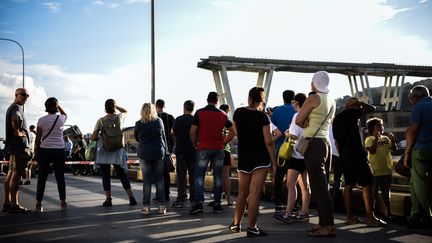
[288,113,304,159]
[37,114,67,149]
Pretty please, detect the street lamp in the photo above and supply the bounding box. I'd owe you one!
[151,0,155,104]
[0,38,25,88]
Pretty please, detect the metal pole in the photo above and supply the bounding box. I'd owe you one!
[150,0,155,104]
[0,38,25,88]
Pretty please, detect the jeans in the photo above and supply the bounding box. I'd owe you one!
[194,149,224,205]
[175,152,196,202]
[140,159,165,206]
[100,164,131,191]
[36,148,66,201]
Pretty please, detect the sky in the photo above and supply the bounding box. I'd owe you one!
[1,0,432,137]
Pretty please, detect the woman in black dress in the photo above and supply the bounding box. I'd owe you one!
[229,87,276,237]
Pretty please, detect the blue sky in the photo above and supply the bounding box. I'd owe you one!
[1,0,432,137]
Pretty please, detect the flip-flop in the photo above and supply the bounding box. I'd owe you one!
[308,226,336,237]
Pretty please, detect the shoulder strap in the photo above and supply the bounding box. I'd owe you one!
[311,105,334,138]
[42,115,60,141]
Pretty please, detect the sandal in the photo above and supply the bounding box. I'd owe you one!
[307,225,322,232]
[308,226,336,237]
[346,217,362,225]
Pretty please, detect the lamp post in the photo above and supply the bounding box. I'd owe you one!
[0,38,25,88]
[150,0,155,104]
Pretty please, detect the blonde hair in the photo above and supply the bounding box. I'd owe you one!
[140,103,158,123]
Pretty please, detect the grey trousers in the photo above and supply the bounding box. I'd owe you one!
[304,138,334,226]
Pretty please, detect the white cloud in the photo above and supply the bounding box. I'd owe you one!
[419,0,428,3]
[42,2,61,12]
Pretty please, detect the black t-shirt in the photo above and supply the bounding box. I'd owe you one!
[172,114,195,155]
[5,103,29,153]
[233,107,271,166]
[332,108,367,158]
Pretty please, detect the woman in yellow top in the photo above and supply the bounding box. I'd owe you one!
[365,118,397,220]
[295,71,336,237]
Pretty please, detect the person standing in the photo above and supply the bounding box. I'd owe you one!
[271,90,295,212]
[172,100,196,208]
[3,88,31,213]
[91,99,137,207]
[156,99,175,202]
[63,135,73,160]
[229,87,276,237]
[189,92,235,215]
[365,117,396,220]
[24,125,36,185]
[403,85,432,228]
[295,71,335,236]
[219,104,233,206]
[274,93,311,223]
[134,103,167,215]
[34,97,68,212]
[333,97,387,227]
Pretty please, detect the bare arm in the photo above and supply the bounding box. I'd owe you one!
[11,114,26,137]
[272,127,283,142]
[57,104,67,117]
[295,95,319,128]
[224,126,236,145]
[35,127,42,153]
[116,105,127,114]
[190,125,198,148]
[263,124,276,172]
[404,123,418,168]
[366,135,379,154]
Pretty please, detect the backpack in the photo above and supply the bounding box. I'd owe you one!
[101,115,124,151]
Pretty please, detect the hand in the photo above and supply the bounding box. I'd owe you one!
[403,153,410,168]
[384,132,394,140]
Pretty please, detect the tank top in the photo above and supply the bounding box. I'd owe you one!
[303,93,335,138]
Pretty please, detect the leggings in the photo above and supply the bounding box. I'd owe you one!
[36,148,66,201]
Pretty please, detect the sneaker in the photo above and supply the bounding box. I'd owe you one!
[8,205,31,214]
[141,206,150,215]
[172,200,184,208]
[295,213,310,222]
[273,212,294,224]
[102,198,112,207]
[229,222,241,233]
[159,206,167,214]
[247,227,268,237]
[19,180,23,185]
[129,197,137,206]
[189,204,203,215]
[207,201,216,207]
[24,180,31,185]
[213,204,224,213]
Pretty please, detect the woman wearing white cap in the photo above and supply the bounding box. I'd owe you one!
[295,71,336,237]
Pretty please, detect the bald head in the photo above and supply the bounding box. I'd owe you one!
[14,88,29,105]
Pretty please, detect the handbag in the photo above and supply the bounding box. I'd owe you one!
[395,154,411,178]
[164,153,175,172]
[277,135,295,167]
[296,106,334,156]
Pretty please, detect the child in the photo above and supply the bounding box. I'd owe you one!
[365,118,396,219]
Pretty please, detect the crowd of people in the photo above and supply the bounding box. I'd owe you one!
[1,70,431,237]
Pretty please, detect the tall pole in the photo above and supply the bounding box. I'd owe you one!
[151,0,155,104]
[0,38,25,88]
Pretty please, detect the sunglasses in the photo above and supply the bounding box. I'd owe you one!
[17,93,29,97]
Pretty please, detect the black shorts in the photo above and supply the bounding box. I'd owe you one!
[340,154,373,187]
[223,150,231,166]
[286,157,306,173]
